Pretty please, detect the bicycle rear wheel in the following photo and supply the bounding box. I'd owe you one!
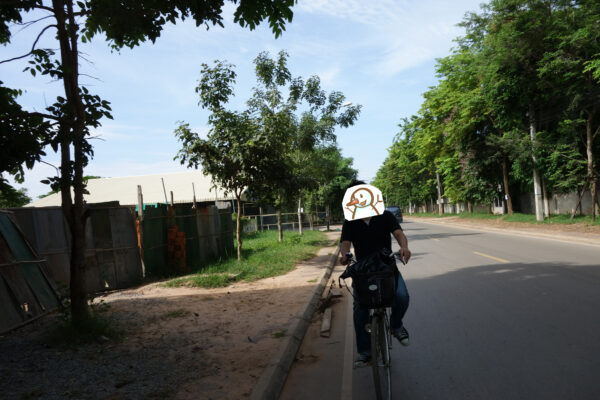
[371,313,392,400]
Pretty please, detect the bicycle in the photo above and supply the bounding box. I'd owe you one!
[339,250,405,400]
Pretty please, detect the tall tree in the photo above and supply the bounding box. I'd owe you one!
[175,60,289,260]
[248,51,361,237]
[1,0,295,324]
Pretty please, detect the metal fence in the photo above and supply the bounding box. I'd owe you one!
[140,203,233,278]
[8,206,143,293]
[0,211,59,333]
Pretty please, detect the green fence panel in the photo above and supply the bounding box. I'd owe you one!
[0,214,34,261]
[142,204,169,277]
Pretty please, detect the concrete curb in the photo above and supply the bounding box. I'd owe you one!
[249,241,340,400]
[408,218,600,247]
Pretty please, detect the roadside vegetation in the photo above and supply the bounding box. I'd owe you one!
[374,0,600,222]
[165,230,330,288]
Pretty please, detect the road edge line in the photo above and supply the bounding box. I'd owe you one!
[249,240,340,400]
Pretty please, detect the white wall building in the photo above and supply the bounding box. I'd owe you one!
[27,170,240,207]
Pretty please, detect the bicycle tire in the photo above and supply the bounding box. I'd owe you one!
[371,313,392,400]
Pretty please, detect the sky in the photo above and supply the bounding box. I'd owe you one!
[1,0,485,199]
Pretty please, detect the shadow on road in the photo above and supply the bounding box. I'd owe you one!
[394,261,600,399]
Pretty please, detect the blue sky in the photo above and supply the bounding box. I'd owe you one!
[2,0,484,199]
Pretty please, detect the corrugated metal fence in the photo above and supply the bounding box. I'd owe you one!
[0,211,59,333]
[9,206,143,293]
[140,203,233,277]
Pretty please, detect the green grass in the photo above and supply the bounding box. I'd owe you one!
[411,211,600,225]
[272,329,287,338]
[408,212,455,218]
[164,230,331,288]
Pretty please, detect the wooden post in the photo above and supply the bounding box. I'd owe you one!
[137,185,145,277]
[161,177,168,203]
[259,207,263,232]
[137,185,144,221]
[192,182,197,208]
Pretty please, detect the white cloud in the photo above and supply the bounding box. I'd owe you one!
[318,65,341,86]
[297,0,479,77]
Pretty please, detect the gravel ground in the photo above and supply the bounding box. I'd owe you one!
[0,232,340,400]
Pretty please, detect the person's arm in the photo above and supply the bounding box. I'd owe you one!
[339,240,352,264]
[392,228,411,263]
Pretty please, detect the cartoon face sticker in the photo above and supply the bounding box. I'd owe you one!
[342,184,385,221]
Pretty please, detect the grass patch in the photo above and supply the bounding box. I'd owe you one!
[409,212,454,218]
[272,329,287,338]
[457,212,503,220]
[164,230,330,288]
[307,278,318,283]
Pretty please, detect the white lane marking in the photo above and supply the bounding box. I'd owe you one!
[340,285,354,400]
[473,251,510,263]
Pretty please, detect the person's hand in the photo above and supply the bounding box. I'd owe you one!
[399,248,411,263]
[340,254,348,265]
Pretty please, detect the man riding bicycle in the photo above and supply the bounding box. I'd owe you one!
[339,181,412,368]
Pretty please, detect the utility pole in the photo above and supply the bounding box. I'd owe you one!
[529,105,544,221]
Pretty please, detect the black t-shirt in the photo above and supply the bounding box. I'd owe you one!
[340,210,401,261]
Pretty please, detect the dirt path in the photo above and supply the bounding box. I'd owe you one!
[0,230,341,400]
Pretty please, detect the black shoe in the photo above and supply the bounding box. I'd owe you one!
[354,353,371,368]
[393,327,409,346]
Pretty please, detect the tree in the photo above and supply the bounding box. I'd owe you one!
[543,0,600,220]
[248,51,361,237]
[1,0,295,325]
[175,61,286,260]
[0,185,32,208]
[303,145,357,228]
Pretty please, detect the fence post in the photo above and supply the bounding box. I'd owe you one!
[137,185,145,277]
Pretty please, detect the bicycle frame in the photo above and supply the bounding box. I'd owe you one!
[370,306,392,400]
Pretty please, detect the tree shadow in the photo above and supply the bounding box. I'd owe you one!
[384,261,600,399]
[0,284,318,400]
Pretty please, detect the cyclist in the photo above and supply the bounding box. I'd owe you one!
[339,181,412,368]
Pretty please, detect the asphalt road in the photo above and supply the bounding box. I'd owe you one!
[280,220,600,400]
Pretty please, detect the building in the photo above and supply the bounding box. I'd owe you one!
[27,170,242,208]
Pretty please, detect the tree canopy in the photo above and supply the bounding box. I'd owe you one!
[1,0,297,323]
[376,0,600,220]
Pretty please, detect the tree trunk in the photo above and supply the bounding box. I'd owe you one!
[277,193,283,242]
[542,178,550,218]
[502,156,513,215]
[326,205,330,231]
[436,171,443,215]
[236,195,242,260]
[586,110,597,222]
[529,103,544,221]
[54,0,89,324]
[468,201,473,213]
[570,187,584,221]
[297,197,303,236]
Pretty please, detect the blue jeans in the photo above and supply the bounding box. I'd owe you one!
[353,271,410,356]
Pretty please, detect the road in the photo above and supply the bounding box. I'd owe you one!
[280,220,600,400]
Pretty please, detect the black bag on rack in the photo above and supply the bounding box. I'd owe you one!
[345,249,397,309]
